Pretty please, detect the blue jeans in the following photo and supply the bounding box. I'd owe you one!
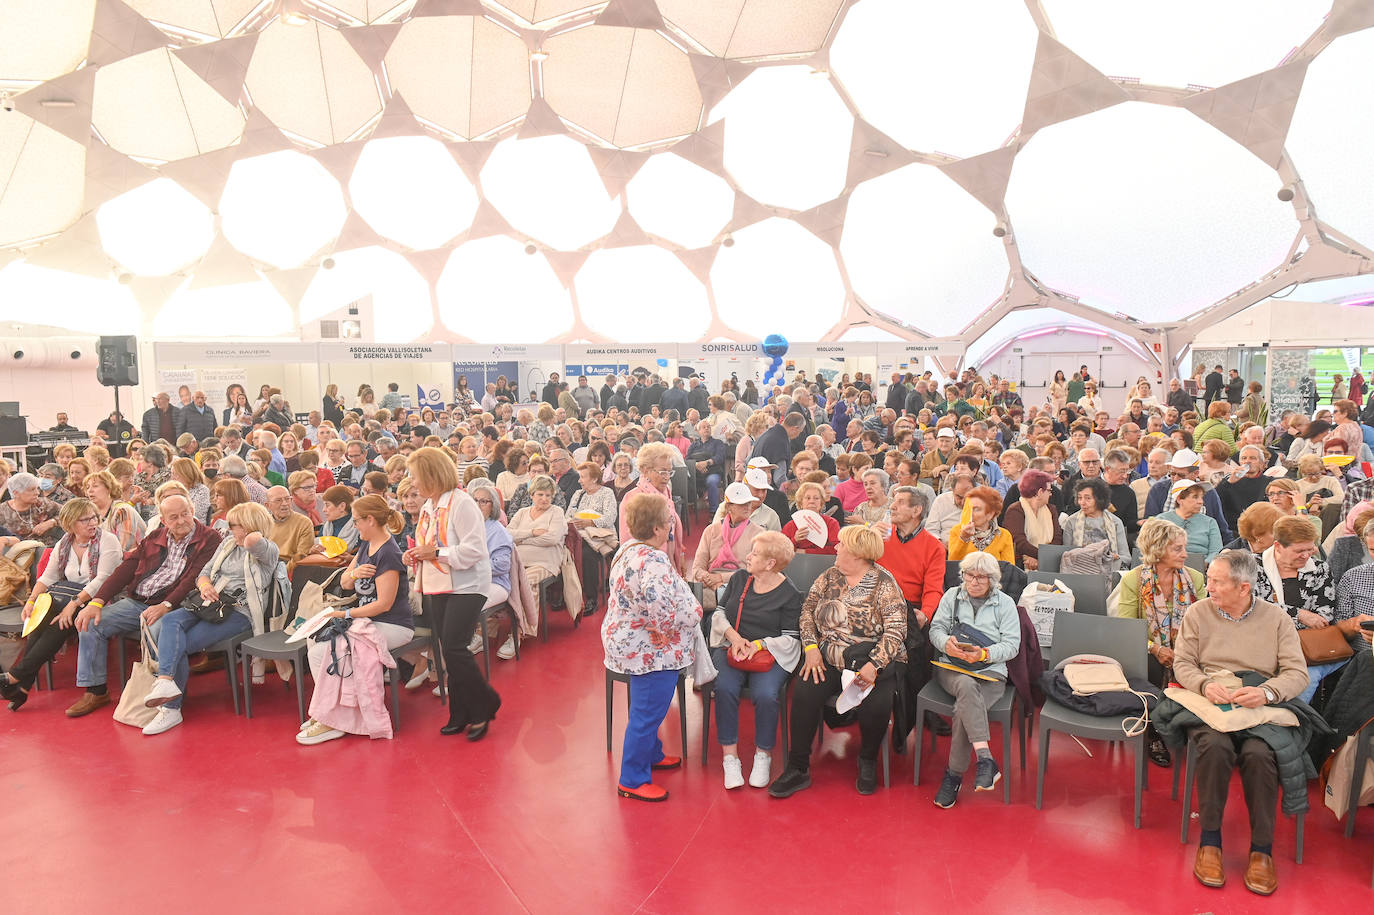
[701,473,722,512]
[76,598,151,688]
[619,669,680,789]
[155,609,252,709]
[710,647,788,751]
[1299,658,1349,704]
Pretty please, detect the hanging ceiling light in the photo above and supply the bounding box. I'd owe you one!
[281,0,311,27]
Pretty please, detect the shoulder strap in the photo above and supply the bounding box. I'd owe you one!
[734,575,754,631]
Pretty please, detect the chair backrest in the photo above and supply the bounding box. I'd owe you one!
[1026,570,1109,615]
[786,553,835,595]
[1036,544,1068,573]
[1185,553,1207,573]
[1049,611,1147,680]
[669,467,689,504]
[944,559,961,591]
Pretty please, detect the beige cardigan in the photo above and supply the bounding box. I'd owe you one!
[691,519,765,583]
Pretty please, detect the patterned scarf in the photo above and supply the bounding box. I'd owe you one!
[967,521,1002,552]
[53,531,102,583]
[415,491,453,589]
[1137,564,1196,650]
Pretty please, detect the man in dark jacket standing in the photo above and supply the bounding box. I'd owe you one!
[687,376,709,416]
[660,377,689,418]
[1166,378,1194,416]
[176,390,217,441]
[141,392,179,443]
[1225,370,1245,408]
[885,373,907,412]
[541,372,562,408]
[600,374,617,411]
[1203,365,1225,407]
[646,375,666,411]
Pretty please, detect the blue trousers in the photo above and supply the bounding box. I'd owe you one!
[701,473,722,512]
[619,669,679,789]
[76,598,150,688]
[1299,658,1349,704]
[155,609,252,710]
[710,647,788,751]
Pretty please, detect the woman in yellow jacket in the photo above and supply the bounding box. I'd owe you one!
[947,485,1015,564]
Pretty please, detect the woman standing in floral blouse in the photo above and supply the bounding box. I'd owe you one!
[602,493,702,802]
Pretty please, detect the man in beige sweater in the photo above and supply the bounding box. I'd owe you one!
[266,486,314,574]
[1172,549,1308,897]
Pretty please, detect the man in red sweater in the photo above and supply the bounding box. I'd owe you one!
[879,486,950,735]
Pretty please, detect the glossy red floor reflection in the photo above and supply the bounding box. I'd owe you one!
[4,581,1372,912]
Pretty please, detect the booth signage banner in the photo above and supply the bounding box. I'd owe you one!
[200,367,248,395]
[787,342,877,359]
[677,342,762,363]
[564,344,667,372]
[451,344,561,362]
[153,342,321,363]
[318,343,452,362]
[156,368,197,397]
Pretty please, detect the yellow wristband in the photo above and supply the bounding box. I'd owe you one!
[88,599,104,610]
[753,639,764,650]
[803,643,818,653]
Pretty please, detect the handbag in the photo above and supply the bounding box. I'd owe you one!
[184,586,245,624]
[113,619,160,728]
[285,568,352,635]
[726,576,775,673]
[1298,625,1354,665]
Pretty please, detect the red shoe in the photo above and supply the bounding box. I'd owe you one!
[652,755,682,771]
[617,783,669,802]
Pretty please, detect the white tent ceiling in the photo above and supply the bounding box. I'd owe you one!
[0,0,1370,361]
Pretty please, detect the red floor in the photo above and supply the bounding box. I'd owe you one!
[4,538,1373,912]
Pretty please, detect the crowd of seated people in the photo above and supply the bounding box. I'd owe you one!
[4,366,1374,893]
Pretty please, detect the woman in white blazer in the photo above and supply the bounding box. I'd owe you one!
[405,448,501,741]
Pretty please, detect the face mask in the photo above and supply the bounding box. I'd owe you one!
[204,468,218,479]
[38,478,54,491]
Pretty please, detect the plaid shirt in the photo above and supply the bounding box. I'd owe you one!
[134,528,194,601]
[1341,476,1374,523]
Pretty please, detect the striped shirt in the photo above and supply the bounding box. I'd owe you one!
[133,529,195,601]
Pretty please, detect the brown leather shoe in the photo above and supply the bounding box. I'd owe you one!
[1193,845,1225,888]
[1244,852,1277,895]
[65,692,111,718]
[189,653,225,674]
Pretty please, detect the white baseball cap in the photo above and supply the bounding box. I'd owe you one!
[937,428,956,439]
[744,468,773,490]
[1167,448,1200,469]
[746,456,776,470]
[723,482,755,505]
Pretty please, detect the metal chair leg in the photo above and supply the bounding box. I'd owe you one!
[242,652,254,719]
[1346,733,1369,838]
[225,648,240,716]
[1000,709,1011,805]
[294,651,307,724]
[700,686,713,766]
[912,696,927,786]
[1035,726,1051,809]
[1133,738,1144,829]
[390,669,401,729]
[604,671,615,753]
[1296,812,1305,864]
[676,675,688,763]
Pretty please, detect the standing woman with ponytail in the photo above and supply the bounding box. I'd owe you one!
[404,447,500,741]
[298,494,416,745]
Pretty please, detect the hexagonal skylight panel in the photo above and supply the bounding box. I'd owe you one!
[658,0,844,60]
[437,237,572,343]
[576,246,711,340]
[384,14,530,140]
[712,217,844,340]
[543,26,702,149]
[129,1,262,40]
[842,164,1009,337]
[0,113,85,247]
[156,281,294,337]
[1005,102,1297,324]
[625,153,734,248]
[965,307,1127,367]
[1287,27,1374,250]
[830,0,1036,158]
[0,0,95,85]
[220,149,348,269]
[481,135,621,250]
[245,18,382,146]
[0,262,139,335]
[349,136,479,250]
[97,179,215,276]
[300,246,433,343]
[1041,0,1328,89]
[712,66,853,212]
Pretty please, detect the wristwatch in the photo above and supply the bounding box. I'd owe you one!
[1260,685,1277,704]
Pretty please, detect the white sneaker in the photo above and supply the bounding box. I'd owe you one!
[722,754,745,789]
[496,636,517,660]
[467,631,484,654]
[143,678,182,708]
[298,717,316,734]
[749,750,772,788]
[142,706,183,736]
[432,685,442,697]
[296,720,346,746]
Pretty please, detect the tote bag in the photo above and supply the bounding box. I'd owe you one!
[113,620,160,729]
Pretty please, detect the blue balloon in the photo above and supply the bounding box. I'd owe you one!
[762,334,789,358]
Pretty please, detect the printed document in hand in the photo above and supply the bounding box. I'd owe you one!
[837,669,874,714]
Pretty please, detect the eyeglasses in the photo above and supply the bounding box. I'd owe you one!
[961,572,990,581]
[77,515,99,524]
[1266,490,1291,499]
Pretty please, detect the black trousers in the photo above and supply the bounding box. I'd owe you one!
[788,661,894,769]
[581,541,604,610]
[8,611,70,690]
[1190,725,1280,846]
[430,592,500,728]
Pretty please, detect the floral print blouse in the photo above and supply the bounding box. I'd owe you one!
[800,564,909,670]
[602,541,702,675]
[0,497,62,546]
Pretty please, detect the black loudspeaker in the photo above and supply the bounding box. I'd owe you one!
[97,335,138,387]
[0,416,26,447]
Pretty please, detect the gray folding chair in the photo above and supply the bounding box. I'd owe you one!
[670,467,691,536]
[1035,612,1149,828]
[0,605,55,690]
[1026,571,1109,615]
[913,678,1024,804]
[1175,736,1305,862]
[785,553,834,595]
[1185,553,1207,572]
[1035,545,1068,573]
[605,666,688,760]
